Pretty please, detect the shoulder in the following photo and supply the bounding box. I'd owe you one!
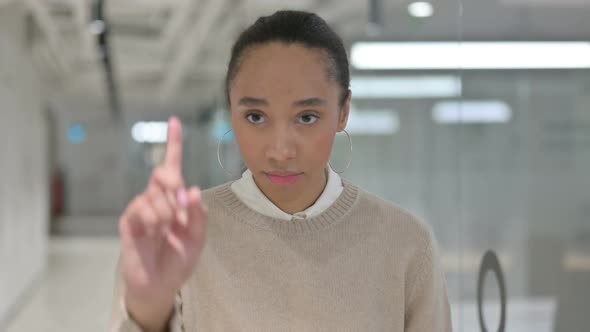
[349,184,432,241]
[201,181,233,202]
[347,181,434,245]
[346,182,443,291]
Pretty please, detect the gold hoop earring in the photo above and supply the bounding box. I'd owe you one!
[217,129,247,176]
[329,129,352,174]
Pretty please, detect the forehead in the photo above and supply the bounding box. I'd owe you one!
[230,43,339,101]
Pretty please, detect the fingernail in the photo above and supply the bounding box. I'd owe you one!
[177,190,188,208]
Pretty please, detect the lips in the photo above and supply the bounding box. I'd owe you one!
[265,171,303,185]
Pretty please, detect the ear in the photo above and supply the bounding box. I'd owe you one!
[337,89,352,132]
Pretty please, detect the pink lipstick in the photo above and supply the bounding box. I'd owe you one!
[265,172,302,185]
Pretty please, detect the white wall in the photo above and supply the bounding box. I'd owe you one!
[0,3,50,328]
[52,100,129,216]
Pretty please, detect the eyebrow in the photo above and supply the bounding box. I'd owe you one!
[238,97,269,107]
[292,98,326,108]
[237,97,327,108]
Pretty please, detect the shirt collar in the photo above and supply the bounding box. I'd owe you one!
[230,167,344,221]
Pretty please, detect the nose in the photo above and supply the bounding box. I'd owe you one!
[265,126,296,163]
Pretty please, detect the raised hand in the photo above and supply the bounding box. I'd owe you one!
[118,117,207,332]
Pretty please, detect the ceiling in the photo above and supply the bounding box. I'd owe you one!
[11,0,590,111]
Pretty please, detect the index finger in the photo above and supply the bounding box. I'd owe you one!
[164,116,183,171]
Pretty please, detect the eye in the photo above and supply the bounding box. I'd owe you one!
[246,112,265,125]
[299,113,319,125]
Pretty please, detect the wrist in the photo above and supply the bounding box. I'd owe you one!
[125,291,175,332]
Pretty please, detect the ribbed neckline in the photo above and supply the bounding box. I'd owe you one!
[213,180,359,235]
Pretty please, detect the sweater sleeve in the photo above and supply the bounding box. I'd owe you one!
[109,261,184,332]
[404,230,453,332]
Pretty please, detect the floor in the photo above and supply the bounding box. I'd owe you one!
[5,237,119,332]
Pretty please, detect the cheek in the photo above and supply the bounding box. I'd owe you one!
[306,130,335,164]
[234,128,259,160]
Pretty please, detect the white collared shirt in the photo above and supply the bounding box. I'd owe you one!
[230,167,344,221]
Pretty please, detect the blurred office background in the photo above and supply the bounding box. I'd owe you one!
[1,0,589,331]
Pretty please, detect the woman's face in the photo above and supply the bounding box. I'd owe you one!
[228,42,350,203]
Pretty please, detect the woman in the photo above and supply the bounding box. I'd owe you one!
[111,10,452,332]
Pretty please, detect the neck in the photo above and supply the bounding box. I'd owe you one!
[254,168,328,214]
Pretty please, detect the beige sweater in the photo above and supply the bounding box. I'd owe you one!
[111,180,453,331]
